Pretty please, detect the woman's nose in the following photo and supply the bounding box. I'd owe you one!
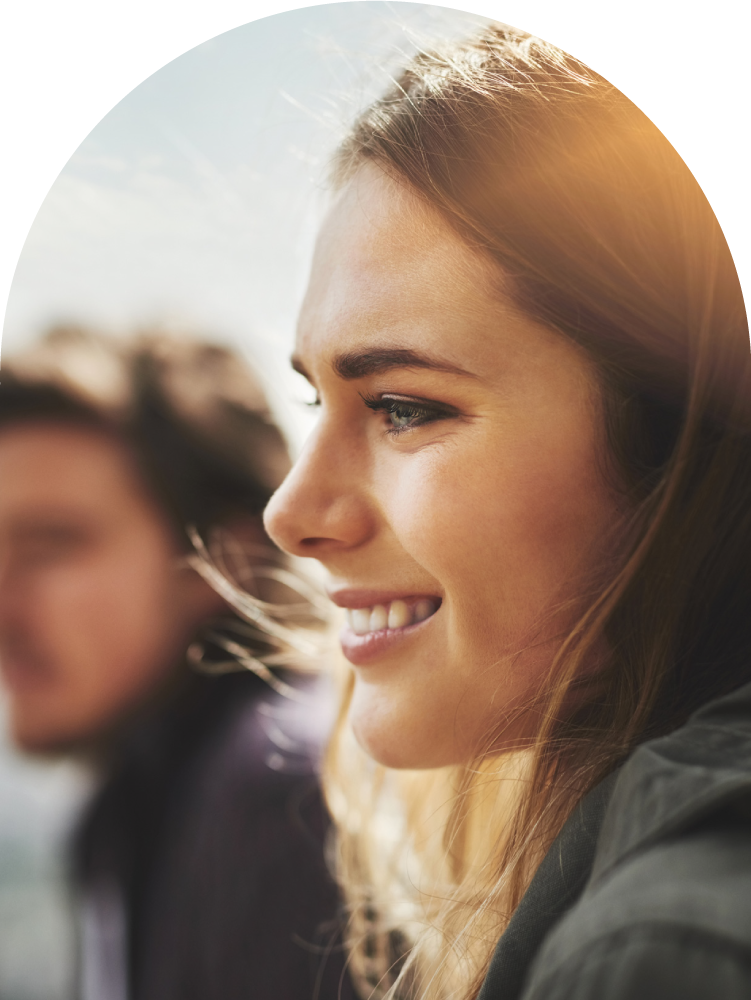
[263,425,375,560]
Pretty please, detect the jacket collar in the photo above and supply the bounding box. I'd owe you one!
[591,678,751,884]
[478,679,751,1000]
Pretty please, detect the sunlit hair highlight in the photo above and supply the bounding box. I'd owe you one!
[323,24,751,1000]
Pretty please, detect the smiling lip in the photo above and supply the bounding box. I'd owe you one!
[329,591,442,667]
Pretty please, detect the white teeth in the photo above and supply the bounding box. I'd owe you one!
[352,609,372,635]
[344,598,439,635]
[414,599,436,623]
[387,600,411,630]
[369,604,388,631]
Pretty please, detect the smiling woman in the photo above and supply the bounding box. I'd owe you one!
[273,166,620,770]
[263,22,751,1000]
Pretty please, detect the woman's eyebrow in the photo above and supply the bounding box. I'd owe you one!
[290,356,312,381]
[332,348,478,380]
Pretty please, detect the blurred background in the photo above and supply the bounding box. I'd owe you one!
[0,4,488,997]
[4,2,489,449]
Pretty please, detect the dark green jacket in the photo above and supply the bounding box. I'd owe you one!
[479,680,751,1000]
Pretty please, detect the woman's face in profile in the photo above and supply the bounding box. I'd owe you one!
[265,165,624,769]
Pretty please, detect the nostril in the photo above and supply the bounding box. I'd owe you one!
[300,536,335,549]
[265,489,375,555]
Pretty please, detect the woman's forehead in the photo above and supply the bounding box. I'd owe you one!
[295,167,514,373]
[311,164,485,284]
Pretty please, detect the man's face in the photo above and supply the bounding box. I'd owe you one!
[0,422,220,752]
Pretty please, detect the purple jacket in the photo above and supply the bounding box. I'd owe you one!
[74,668,355,1000]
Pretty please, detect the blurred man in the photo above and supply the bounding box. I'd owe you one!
[0,328,353,1000]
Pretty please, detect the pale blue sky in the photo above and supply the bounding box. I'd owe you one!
[3,2,487,446]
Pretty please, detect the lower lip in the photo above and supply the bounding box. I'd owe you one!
[340,612,438,667]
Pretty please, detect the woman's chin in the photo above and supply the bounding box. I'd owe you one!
[349,684,459,770]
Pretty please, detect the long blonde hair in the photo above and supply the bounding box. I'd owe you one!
[322,25,751,1000]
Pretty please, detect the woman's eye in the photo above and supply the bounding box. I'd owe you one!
[386,401,432,430]
[360,394,454,434]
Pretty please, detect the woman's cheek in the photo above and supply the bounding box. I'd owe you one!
[378,442,496,560]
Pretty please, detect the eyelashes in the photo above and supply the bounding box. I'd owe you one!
[359,392,457,434]
[301,388,459,435]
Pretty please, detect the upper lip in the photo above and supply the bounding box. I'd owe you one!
[326,588,441,610]
[327,587,440,610]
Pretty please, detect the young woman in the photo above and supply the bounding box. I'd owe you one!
[0,328,354,1000]
[264,24,751,1000]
